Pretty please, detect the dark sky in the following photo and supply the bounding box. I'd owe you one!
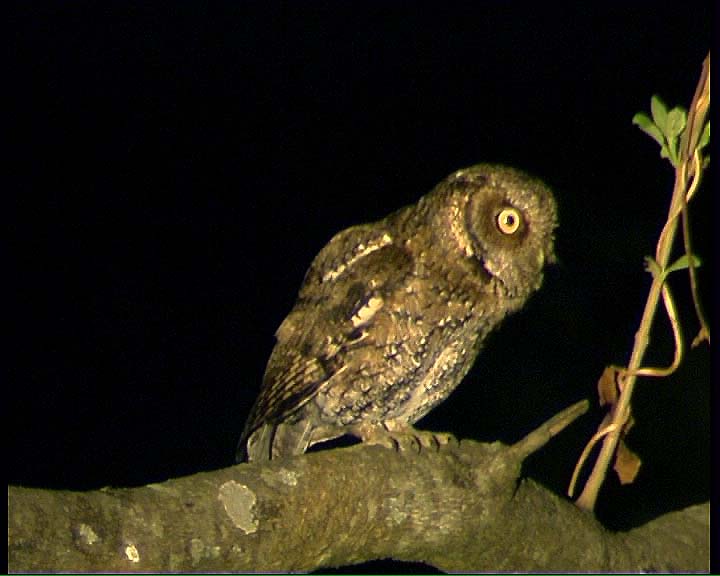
[8,0,711,549]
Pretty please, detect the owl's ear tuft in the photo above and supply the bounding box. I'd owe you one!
[448,168,489,189]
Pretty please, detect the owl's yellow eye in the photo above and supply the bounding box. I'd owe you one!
[496,207,521,234]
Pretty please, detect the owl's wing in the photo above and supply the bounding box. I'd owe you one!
[239,224,415,447]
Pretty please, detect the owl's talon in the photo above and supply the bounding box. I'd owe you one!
[432,431,458,447]
[404,435,422,453]
[363,433,399,452]
[359,426,457,455]
[413,430,457,451]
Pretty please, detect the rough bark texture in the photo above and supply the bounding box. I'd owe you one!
[8,439,709,572]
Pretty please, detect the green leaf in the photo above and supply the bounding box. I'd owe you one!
[666,107,687,139]
[666,136,679,167]
[632,112,665,147]
[666,253,702,275]
[650,95,668,133]
[698,121,710,151]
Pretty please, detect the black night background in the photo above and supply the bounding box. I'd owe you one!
[8,2,713,572]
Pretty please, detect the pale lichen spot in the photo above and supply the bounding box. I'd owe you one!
[76,523,99,546]
[277,467,299,486]
[386,496,409,525]
[124,543,140,563]
[188,538,220,566]
[218,480,258,534]
[260,465,302,488]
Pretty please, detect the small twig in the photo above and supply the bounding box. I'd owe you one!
[683,151,711,347]
[681,54,711,348]
[510,399,589,461]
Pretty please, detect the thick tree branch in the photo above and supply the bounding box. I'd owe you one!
[8,402,708,572]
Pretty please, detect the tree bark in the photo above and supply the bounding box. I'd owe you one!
[8,433,708,572]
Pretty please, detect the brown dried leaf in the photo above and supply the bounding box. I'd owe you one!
[614,439,642,485]
[597,366,620,407]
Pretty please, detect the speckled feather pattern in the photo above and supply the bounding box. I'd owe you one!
[238,164,557,461]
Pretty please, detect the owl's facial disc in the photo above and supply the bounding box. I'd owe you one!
[461,172,556,299]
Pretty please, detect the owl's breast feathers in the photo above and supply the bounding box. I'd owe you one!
[238,218,490,456]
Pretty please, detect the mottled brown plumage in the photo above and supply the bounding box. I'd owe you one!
[237,164,557,461]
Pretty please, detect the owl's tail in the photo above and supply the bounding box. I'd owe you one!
[236,420,314,462]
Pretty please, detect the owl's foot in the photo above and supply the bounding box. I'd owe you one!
[353,422,458,454]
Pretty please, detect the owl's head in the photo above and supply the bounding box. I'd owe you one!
[445,164,558,300]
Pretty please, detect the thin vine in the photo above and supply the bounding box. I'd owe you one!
[569,52,711,511]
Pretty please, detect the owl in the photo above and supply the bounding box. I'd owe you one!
[237,164,557,462]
